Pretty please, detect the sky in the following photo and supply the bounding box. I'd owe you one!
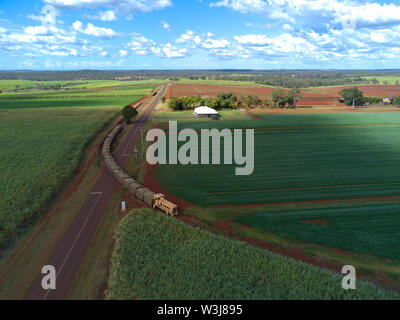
[0,0,400,70]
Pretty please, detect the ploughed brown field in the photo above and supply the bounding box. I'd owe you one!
[166,84,400,106]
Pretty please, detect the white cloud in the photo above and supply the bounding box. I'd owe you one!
[210,0,400,30]
[158,43,187,58]
[234,34,269,46]
[161,20,171,31]
[89,10,118,21]
[202,38,230,49]
[119,49,128,57]
[44,0,172,13]
[176,30,229,50]
[126,33,189,59]
[0,7,103,59]
[283,24,293,31]
[72,21,118,38]
[176,30,201,45]
[24,25,60,36]
[128,34,156,54]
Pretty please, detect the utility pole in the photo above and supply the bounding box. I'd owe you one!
[141,126,144,160]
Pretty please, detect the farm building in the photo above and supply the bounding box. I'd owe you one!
[194,106,219,120]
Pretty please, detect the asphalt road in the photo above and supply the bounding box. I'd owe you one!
[26,85,167,300]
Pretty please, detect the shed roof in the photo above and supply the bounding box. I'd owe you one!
[194,106,218,115]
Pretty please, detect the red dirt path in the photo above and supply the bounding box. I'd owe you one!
[143,162,191,211]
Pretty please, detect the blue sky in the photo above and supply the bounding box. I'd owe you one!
[0,0,400,70]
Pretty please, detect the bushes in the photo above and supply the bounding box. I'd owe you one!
[168,96,202,111]
[363,96,382,104]
[214,92,237,109]
[106,209,399,300]
[243,94,261,108]
[168,93,238,111]
[392,96,400,105]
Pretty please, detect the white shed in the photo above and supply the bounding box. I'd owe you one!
[193,106,219,119]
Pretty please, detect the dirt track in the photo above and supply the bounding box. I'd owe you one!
[25,85,167,300]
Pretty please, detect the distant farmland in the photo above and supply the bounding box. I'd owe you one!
[0,96,144,109]
[167,84,400,106]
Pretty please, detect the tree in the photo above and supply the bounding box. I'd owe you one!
[252,95,261,107]
[271,89,287,108]
[393,96,400,105]
[286,89,303,108]
[168,97,184,111]
[263,98,270,108]
[161,96,166,103]
[214,92,237,109]
[245,95,253,108]
[121,105,138,123]
[339,87,364,106]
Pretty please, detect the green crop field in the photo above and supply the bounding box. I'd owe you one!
[67,79,164,89]
[0,86,155,99]
[0,79,163,92]
[154,113,400,260]
[235,203,400,260]
[0,81,154,249]
[0,80,81,91]
[176,79,262,86]
[361,76,400,84]
[106,209,399,300]
[0,96,145,109]
[0,107,119,248]
[156,113,400,206]
[0,83,156,109]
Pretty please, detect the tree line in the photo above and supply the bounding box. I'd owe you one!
[167,89,304,111]
[2,70,400,87]
[168,93,239,111]
[338,87,400,106]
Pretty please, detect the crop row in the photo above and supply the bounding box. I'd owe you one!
[0,107,120,249]
[156,116,400,206]
[106,209,399,300]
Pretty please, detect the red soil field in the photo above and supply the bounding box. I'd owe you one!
[167,84,339,106]
[167,84,400,106]
[316,85,400,97]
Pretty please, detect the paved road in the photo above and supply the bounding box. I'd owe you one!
[26,85,166,300]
